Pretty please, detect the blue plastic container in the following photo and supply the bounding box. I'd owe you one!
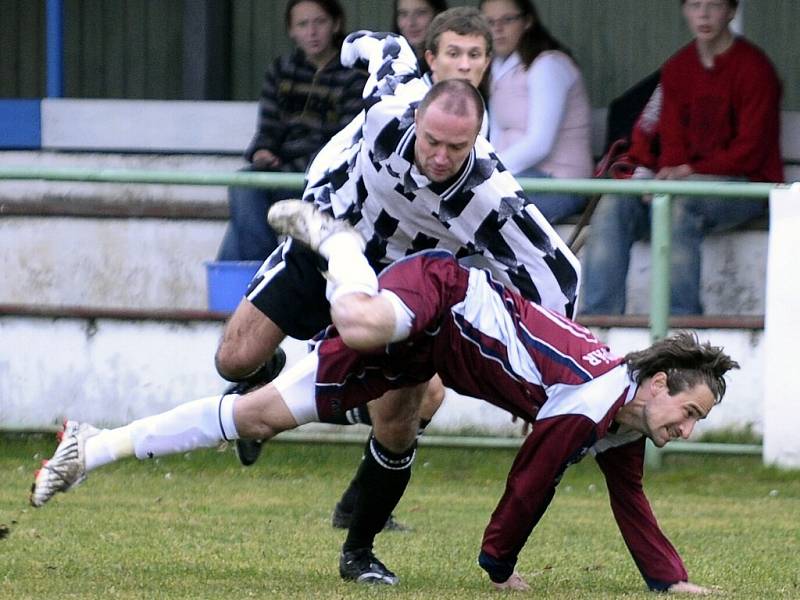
[205,261,261,313]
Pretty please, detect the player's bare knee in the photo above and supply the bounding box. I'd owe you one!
[420,376,445,420]
[233,388,295,440]
[372,421,418,453]
[215,341,257,381]
[332,293,397,350]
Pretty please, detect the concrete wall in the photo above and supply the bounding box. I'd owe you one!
[0,316,227,430]
[763,187,800,468]
[1,217,225,310]
[0,316,764,439]
[575,230,769,316]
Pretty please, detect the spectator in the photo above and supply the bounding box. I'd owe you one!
[324,6,494,536]
[216,0,367,261]
[480,0,593,224]
[393,0,448,73]
[581,0,782,316]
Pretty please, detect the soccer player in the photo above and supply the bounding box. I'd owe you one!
[214,13,580,583]
[31,201,734,595]
[236,7,496,536]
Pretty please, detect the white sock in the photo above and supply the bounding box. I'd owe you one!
[84,427,134,471]
[318,230,364,260]
[84,394,239,470]
[325,254,378,303]
[317,231,377,301]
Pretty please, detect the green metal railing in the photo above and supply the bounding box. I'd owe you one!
[1,166,782,464]
[0,166,781,338]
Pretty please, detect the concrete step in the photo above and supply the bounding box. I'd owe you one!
[0,210,768,314]
[0,151,263,311]
[1,215,226,310]
[1,150,770,314]
[571,228,768,316]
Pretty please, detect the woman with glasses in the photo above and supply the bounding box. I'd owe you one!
[480,0,592,224]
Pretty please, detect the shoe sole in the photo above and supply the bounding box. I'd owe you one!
[268,200,363,252]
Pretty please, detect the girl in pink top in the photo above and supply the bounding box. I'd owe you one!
[481,0,593,224]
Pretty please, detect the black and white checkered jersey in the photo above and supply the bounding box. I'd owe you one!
[303,31,580,317]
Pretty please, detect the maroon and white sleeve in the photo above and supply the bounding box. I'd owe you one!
[594,437,688,590]
[479,413,598,581]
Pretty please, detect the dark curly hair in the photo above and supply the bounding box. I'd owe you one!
[424,6,493,57]
[624,331,739,403]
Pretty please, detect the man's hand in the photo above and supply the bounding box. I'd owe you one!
[252,149,282,170]
[655,164,693,180]
[491,572,531,591]
[667,581,718,595]
[511,414,531,436]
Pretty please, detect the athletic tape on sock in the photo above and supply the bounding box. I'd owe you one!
[218,393,238,441]
[368,435,416,471]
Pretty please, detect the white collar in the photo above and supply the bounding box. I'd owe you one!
[491,52,523,82]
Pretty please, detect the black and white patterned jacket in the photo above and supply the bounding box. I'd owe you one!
[303,32,580,317]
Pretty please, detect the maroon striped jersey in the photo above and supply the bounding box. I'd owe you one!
[315,250,688,589]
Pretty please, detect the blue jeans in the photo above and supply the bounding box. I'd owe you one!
[580,175,767,315]
[518,167,588,225]
[216,167,297,261]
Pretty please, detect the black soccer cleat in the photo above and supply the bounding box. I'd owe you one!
[339,548,399,585]
[231,348,287,467]
[234,438,264,467]
[331,502,410,532]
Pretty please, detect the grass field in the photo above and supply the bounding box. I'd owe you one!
[2,433,799,599]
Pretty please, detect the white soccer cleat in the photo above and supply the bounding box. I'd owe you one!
[267,199,365,255]
[30,420,98,507]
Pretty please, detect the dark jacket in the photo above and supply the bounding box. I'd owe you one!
[245,48,368,172]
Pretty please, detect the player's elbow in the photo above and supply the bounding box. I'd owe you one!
[331,295,394,350]
[338,326,383,351]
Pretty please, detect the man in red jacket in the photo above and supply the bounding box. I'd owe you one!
[581,0,782,315]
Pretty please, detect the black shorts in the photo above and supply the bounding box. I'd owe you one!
[245,239,332,340]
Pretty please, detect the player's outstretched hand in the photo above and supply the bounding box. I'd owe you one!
[667,581,718,595]
[510,414,531,437]
[492,572,531,592]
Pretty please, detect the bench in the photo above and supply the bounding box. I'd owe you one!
[1,101,796,315]
[0,98,255,154]
[3,99,796,178]
[590,107,800,183]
